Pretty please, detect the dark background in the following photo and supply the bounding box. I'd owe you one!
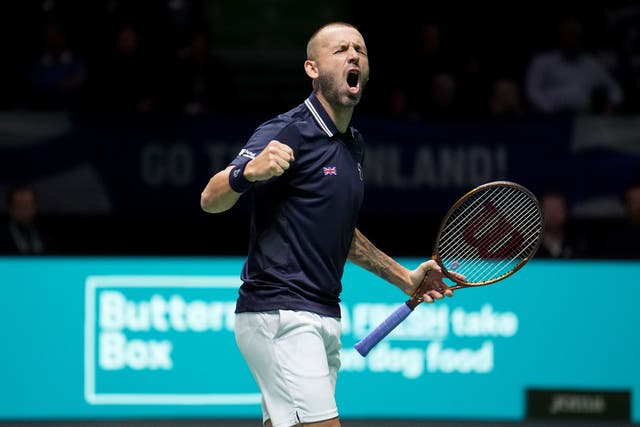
[1,0,639,257]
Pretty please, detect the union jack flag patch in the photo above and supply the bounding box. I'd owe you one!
[323,166,338,176]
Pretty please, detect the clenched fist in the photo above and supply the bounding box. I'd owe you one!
[244,140,295,182]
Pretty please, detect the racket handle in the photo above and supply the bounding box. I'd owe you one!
[354,302,413,357]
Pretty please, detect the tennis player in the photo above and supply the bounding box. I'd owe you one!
[201,22,453,427]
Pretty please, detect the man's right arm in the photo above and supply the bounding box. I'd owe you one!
[200,140,295,214]
[200,166,243,213]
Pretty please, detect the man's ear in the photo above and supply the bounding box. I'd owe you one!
[304,59,318,79]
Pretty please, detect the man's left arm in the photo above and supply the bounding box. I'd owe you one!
[347,228,452,302]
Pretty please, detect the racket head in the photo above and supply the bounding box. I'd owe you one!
[433,181,543,286]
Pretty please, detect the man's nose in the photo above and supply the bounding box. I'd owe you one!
[348,48,359,63]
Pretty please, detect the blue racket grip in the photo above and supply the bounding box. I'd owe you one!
[354,302,413,357]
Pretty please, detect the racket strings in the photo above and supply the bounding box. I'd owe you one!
[442,223,538,282]
[439,186,516,248]
[440,187,527,257]
[444,205,541,280]
[444,217,529,282]
[442,193,539,267]
[460,221,541,282]
[441,187,529,249]
[472,227,542,278]
[466,192,539,260]
[462,192,532,256]
[438,186,542,284]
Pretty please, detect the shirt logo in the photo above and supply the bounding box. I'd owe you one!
[238,148,257,159]
[323,166,338,176]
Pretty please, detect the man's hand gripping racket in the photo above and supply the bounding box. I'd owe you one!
[354,181,544,357]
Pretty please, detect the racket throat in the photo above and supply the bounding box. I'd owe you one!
[406,299,421,310]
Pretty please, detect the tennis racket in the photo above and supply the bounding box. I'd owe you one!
[354,181,543,357]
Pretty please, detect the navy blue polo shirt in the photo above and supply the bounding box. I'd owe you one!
[230,92,365,318]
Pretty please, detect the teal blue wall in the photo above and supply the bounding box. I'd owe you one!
[0,258,637,421]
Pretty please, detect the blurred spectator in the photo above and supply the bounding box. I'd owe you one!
[600,180,640,259]
[537,191,586,259]
[0,185,53,255]
[409,22,459,119]
[387,88,413,119]
[90,23,156,114]
[170,31,233,115]
[489,78,524,118]
[29,19,87,110]
[423,72,459,119]
[415,22,456,81]
[456,49,491,117]
[604,4,640,113]
[525,16,623,115]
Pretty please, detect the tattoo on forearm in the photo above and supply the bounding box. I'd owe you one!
[349,230,393,281]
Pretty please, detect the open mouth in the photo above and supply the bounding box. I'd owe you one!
[347,70,360,89]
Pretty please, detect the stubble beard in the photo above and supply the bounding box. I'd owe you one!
[316,73,362,108]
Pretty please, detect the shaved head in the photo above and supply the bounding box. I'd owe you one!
[303,21,369,130]
[306,22,359,60]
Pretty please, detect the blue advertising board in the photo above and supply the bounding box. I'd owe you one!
[0,257,638,421]
[2,113,638,218]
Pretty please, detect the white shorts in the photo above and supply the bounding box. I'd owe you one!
[235,310,342,427]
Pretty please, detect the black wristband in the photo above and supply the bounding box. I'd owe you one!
[228,163,254,193]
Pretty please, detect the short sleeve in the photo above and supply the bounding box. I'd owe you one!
[229,122,301,169]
